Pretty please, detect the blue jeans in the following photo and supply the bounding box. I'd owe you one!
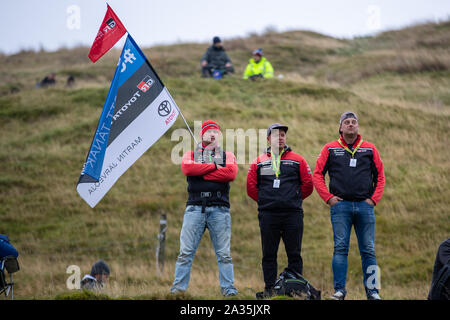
[330,201,379,295]
[171,205,237,296]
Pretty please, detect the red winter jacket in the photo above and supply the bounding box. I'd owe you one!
[312,134,385,205]
[247,146,313,212]
[182,145,237,208]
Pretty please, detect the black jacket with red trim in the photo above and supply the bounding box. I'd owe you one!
[182,144,238,208]
[247,146,313,212]
[312,134,385,205]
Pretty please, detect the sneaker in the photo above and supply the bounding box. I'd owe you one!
[330,290,346,300]
[170,287,185,294]
[367,291,382,300]
[223,288,238,297]
[224,291,237,297]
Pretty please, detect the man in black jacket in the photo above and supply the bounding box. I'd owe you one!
[313,112,385,300]
[201,36,234,78]
[247,123,314,296]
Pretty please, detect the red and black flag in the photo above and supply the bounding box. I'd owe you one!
[88,4,127,63]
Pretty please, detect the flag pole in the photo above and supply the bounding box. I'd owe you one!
[166,90,198,146]
[125,31,198,146]
[177,106,199,146]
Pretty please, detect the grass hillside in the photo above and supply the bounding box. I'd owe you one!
[0,21,449,300]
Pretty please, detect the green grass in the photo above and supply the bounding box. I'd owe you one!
[0,20,449,300]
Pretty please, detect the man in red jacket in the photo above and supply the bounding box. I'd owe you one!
[171,120,238,296]
[247,123,313,297]
[313,111,385,300]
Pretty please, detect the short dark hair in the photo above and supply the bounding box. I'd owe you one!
[90,259,110,276]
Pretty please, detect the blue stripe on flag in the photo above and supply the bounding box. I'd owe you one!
[82,34,145,181]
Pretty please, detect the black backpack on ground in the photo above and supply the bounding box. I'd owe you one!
[273,268,321,300]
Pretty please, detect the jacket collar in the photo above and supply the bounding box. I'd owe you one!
[82,274,97,282]
[197,142,221,152]
[250,57,266,64]
[211,45,224,51]
[266,145,291,155]
[194,143,223,162]
[338,134,362,148]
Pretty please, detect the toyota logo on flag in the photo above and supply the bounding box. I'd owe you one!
[158,100,172,117]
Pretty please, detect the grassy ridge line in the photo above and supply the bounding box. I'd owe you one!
[1,21,448,87]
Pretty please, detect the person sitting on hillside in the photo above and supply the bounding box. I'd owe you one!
[0,234,19,298]
[66,75,75,88]
[80,259,110,291]
[38,73,56,88]
[201,36,234,78]
[0,234,18,260]
[243,49,274,80]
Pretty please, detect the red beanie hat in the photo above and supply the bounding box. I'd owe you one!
[201,120,220,136]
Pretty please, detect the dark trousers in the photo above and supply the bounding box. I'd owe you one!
[258,210,304,289]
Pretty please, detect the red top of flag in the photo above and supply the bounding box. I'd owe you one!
[88,4,127,63]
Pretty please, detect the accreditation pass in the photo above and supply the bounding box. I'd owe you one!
[273,179,280,188]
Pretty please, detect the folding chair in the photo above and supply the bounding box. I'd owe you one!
[0,256,20,300]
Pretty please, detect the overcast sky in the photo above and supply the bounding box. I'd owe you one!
[1,0,449,54]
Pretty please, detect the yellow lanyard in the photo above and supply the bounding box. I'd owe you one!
[338,138,363,158]
[270,149,285,178]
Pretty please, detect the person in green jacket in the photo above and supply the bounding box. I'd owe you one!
[243,49,274,80]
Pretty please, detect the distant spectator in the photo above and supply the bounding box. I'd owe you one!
[243,48,274,80]
[0,234,18,260]
[66,75,75,88]
[428,238,450,300]
[80,259,110,291]
[38,73,56,88]
[201,36,234,78]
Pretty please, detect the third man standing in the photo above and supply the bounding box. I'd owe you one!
[313,111,385,300]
